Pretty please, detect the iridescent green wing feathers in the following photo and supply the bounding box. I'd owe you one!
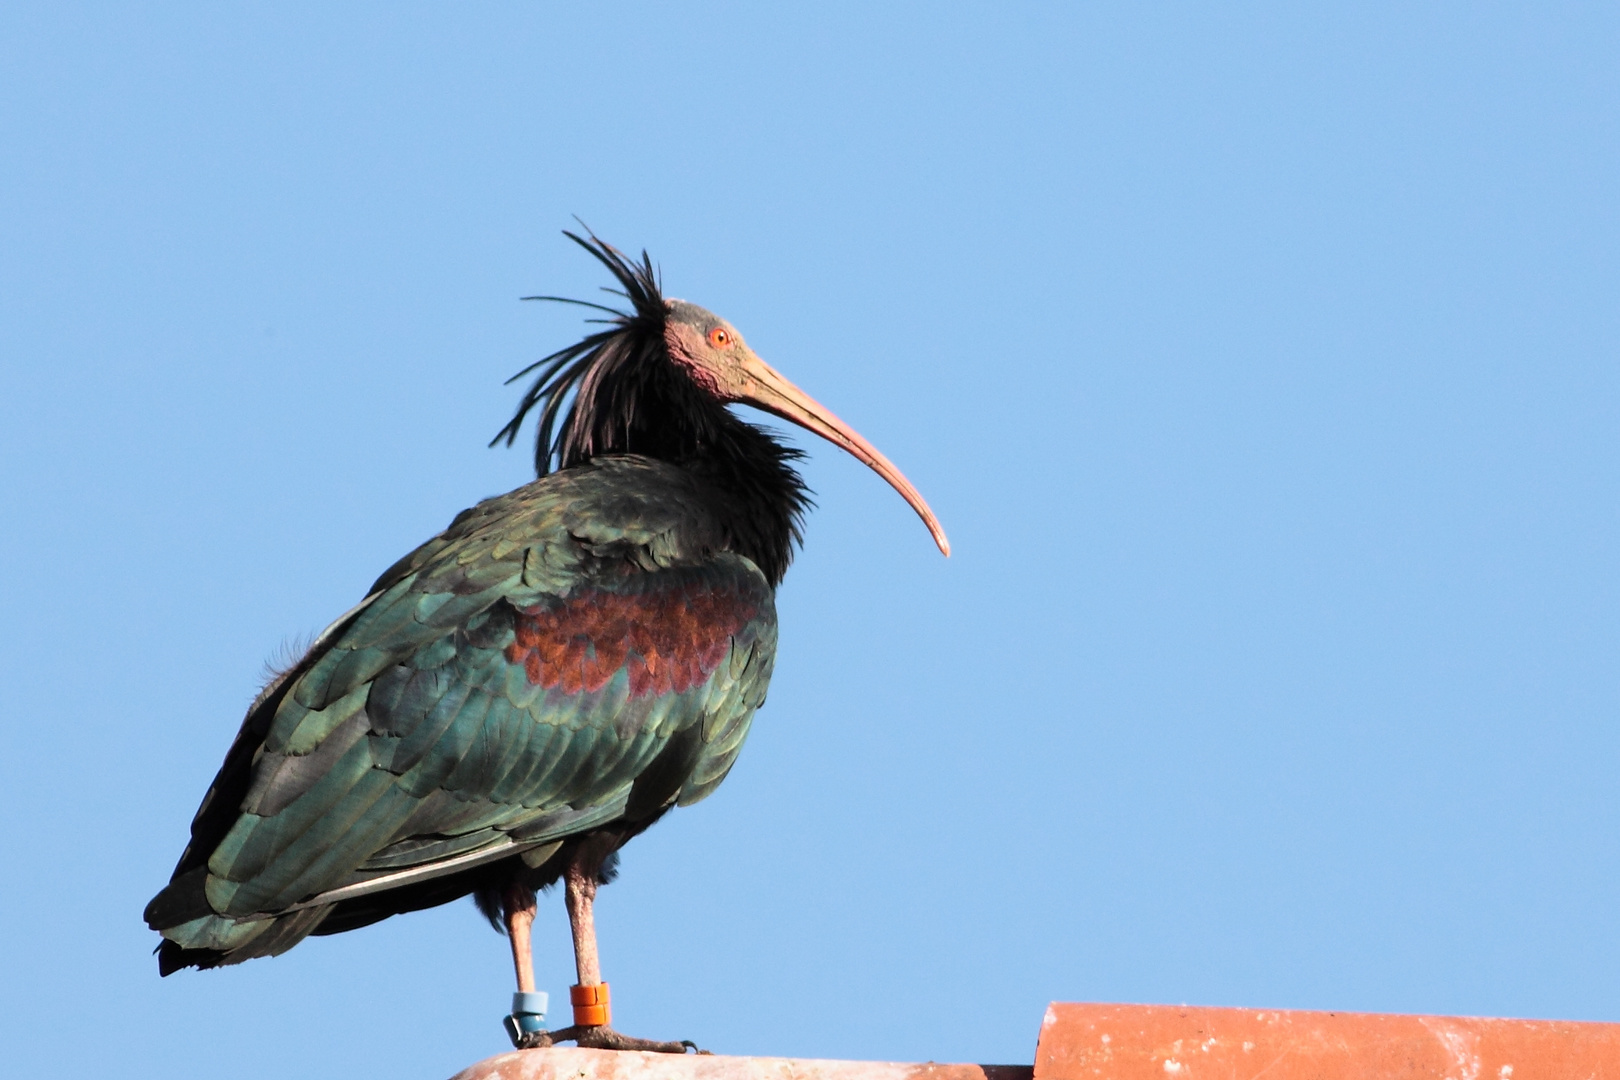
[146,457,776,965]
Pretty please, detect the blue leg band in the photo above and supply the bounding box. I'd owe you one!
[504,991,549,1046]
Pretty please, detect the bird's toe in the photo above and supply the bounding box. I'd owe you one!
[553,1025,699,1054]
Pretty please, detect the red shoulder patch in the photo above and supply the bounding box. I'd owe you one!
[505,582,760,698]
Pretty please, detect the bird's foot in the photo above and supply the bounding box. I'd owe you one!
[505,992,552,1048]
[541,1024,707,1054]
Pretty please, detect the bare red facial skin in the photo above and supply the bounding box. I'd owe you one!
[663,322,726,397]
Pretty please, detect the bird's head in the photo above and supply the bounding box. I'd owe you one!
[495,231,949,561]
[661,300,949,557]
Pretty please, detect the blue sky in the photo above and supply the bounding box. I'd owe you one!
[3,4,1618,1077]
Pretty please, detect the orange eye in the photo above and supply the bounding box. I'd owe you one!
[708,327,731,348]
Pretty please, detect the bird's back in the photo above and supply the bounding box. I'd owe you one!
[145,456,778,972]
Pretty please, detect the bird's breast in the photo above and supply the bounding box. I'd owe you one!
[505,580,762,699]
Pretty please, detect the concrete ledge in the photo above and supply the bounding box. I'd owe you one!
[1035,1002,1620,1079]
[451,1049,1032,1080]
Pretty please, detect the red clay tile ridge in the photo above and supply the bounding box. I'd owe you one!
[1035,1002,1620,1079]
[449,1002,1620,1080]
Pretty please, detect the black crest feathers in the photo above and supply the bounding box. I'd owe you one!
[491,231,670,476]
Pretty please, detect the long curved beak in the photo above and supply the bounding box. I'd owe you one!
[733,351,950,557]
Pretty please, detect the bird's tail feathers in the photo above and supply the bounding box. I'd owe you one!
[150,903,331,975]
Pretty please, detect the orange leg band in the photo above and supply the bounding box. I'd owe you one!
[570,982,611,1027]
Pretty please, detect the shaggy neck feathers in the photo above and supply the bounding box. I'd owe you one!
[494,234,810,586]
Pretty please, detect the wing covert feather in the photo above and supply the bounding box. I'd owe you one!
[151,458,778,955]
